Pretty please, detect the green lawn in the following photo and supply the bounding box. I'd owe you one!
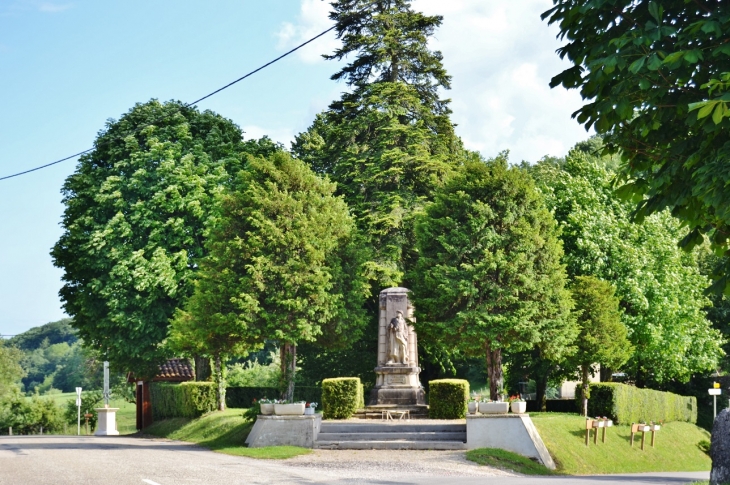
[466,448,556,475]
[531,413,711,475]
[33,391,137,435]
[143,408,311,459]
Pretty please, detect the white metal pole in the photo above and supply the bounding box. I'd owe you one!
[714,395,717,420]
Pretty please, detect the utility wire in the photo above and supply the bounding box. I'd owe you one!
[0,25,337,182]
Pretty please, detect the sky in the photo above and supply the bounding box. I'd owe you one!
[0,0,591,337]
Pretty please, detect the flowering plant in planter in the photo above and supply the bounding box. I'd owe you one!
[507,394,524,403]
[305,402,318,409]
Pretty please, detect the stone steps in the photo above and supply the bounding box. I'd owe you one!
[352,405,429,420]
[314,422,466,450]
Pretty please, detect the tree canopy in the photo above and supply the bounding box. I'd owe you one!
[542,0,730,292]
[293,0,462,287]
[529,146,724,385]
[412,155,576,400]
[52,99,246,377]
[170,151,370,401]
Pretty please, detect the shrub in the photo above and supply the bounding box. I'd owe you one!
[64,390,102,430]
[225,386,322,408]
[322,377,361,419]
[582,383,697,424]
[428,379,469,419]
[151,382,216,419]
[0,394,65,434]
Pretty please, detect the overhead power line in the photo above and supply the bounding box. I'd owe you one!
[0,25,337,182]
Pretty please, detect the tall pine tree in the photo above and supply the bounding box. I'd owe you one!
[293,0,463,287]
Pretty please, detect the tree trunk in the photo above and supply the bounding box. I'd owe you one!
[194,356,211,381]
[214,353,225,411]
[280,343,297,402]
[581,363,589,417]
[486,340,503,401]
[600,365,612,382]
[535,372,548,412]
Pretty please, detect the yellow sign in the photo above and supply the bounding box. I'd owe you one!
[714,382,721,389]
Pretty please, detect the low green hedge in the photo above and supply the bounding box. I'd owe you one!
[583,383,697,424]
[225,386,323,408]
[429,379,469,419]
[322,377,362,419]
[151,382,216,419]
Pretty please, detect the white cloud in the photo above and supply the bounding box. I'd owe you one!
[243,125,296,147]
[38,2,72,13]
[282,0,591,163]
[277,0,339,64]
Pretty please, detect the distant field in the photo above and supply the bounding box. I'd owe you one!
[531,413,711,474]
[31,391,137,435]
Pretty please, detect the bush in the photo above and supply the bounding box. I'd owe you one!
[428,379,469,419]
[64,390,102,430]
[322,378,361,419]
[0,393,65,435]
[151,382,216,419]
[581,383,697,424]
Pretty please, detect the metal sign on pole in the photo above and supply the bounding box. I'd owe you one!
[103,361,110,407]
[75,387,82,435]
[709,382,722,420]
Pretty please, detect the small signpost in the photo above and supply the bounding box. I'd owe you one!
[709,382,722,420]
[75,387,82,436]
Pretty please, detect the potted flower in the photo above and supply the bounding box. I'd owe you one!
[468,397,478,414]
[274,400,306,415]
[508,395,526,414]
[259,398,275,415]
[478,399,509,414]
[304,402,318,415]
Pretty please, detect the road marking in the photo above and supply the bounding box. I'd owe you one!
[142,480,162,485]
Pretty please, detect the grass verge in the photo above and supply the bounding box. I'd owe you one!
[143,408,311,459]
[466,448,556,475]
[531,413,711,475]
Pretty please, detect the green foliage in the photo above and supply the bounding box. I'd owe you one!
[428,379,468,419]
[0,393,64,434]
[583,383,697,424]
[322,377,361,419]
[294,1,462,287]
[529,149,724,384]
[412,155,576,399]
[6,318,77,351]
[226,352,280,388]
[542,0,730,293]
[64,390,102,429]
[52,99,247,377]
[466,448,556,475]
[170,151,370,401]
[0,342,25,399]
[150,382,216,419]
[225,387,277,409]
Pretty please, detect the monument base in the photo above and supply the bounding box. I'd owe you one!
[94,407,119,436]
[369,365,426,406]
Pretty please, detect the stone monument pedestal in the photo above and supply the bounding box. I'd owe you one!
[368,287,426,407]
[94,407,119,436]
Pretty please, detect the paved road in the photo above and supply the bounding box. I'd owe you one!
[0,436,710,485]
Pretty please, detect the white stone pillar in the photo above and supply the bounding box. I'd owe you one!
[94,407,120,436]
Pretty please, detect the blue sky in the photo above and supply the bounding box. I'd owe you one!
[0,0,590,336]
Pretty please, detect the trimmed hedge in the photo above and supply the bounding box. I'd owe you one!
[150,382,216,419]
[583,382,697,424]
[225,386,323,408]
[322,377,362,419]
[429,379,469,419]
[525,399,578,413]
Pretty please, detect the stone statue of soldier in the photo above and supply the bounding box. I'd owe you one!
[387,310,409,365]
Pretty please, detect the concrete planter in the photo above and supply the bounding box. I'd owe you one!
[260,403,274,415]
[510,401,527,414]
[274,403,305,415]
[468,402,478,414]
[479,402,509,414]
[304,407,315,415]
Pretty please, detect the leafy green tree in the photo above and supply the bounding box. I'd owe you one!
[412,155,576,400]
[529,146,724,385]
[52,100,246,377]
[0,342,25,399]
[542,0,730,292]
[293,0,462,287]
[170,152,370,402]
[7,319,77,351]
[569,276,632,415]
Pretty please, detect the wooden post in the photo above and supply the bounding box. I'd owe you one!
[593,420,598,444]
[640,425,646,450]
[585,419,593,446]
[602,421,607,443]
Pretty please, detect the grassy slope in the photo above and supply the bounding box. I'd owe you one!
[143,408,311,459]
[531,413,711,475]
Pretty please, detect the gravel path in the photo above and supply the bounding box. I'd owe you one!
[284,449,515,479]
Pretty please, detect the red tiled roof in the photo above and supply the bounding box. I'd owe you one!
[154,358,195,382]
